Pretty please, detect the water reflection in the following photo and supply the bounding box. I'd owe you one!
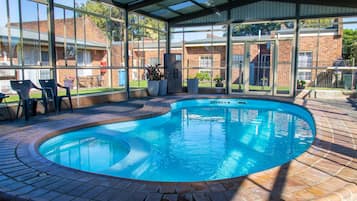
[40,102,314,182]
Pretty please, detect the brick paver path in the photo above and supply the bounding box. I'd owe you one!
[0,95,356,201]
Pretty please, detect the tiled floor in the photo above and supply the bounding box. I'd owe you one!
[0,95,356,201]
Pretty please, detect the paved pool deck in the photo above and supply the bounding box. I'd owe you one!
[0,95,356,201]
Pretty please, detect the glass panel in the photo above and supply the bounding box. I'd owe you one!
[129,68,146,89]
[159,32,167,68]
[21,0,47,66]
[24,69,53,87]
[0,0,10,66]
[110,21,124,67]
[9,0,21,65]
[231,43,245,92]
[110,6,124,20]
[298,19,323,88]
[56,68,77,107]
[0,69,16,95]
[276,39,293,95]
[54,0,74,7]
[144,28,158,66]
[248,42,274,93]
[111,69,126,91]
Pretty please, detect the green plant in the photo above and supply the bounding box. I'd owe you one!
[195,72,210,81]
[213,76,223,82]
[214,76,224,87]
[188,74,197,79]
[145,64,161,80]
[297,80,306,89]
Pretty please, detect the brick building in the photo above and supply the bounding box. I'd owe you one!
[0,17,343,93]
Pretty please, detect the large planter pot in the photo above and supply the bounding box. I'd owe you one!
[187,78,199,94]
[159,79,168,96]
[147,80,160,96]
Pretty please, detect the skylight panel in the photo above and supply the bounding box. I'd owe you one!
[169,1,194,11]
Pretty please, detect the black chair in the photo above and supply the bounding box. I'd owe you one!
[39,79,73,113]
[10,80,48,120]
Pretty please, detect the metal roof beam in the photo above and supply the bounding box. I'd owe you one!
[272,0,357,9]
[169,0,258,24]
[128,0,166,11]
[100,0,126,8]
[189,0,206,9]
[133,10,167,21]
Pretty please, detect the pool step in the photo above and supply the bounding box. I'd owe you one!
[104,137,151,176]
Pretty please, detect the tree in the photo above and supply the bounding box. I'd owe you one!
[79,2,161,41]
[232,23,282,36]
[343,29,357,60]
[78,1,124,41]
[301,18,337,29]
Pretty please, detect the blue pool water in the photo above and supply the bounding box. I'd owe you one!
[39,99,315,182]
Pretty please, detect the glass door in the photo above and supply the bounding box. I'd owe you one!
[230,42,245,93]
[245,41,275,95]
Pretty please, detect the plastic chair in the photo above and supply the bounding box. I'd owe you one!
[10,80,48,120]
[39,79,73,113]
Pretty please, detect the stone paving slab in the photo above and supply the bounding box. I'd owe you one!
[0,95,356,201]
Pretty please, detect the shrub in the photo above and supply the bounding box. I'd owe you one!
[195,72,210,81]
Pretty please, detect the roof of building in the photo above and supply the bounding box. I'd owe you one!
[102,0,357,26]
[0,28,107,49]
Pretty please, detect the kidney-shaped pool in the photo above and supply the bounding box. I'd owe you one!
[39,98,315,182]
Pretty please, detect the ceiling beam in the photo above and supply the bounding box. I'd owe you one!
[100,0,126,8]
[128,0,166,12]
[133,10,167,21]
[169,0,259,24]
[190,0,206,9]
[169,0,357,24]
[272,0,357,9]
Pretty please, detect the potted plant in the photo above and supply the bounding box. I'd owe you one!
[214,76,224,87]
[145,64,161,96]
[159,64,168,96]
[187,75,199,94]
[297,80,306,89]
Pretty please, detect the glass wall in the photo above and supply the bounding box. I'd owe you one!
[297,18,356,90]
[170,25,227,88]
[128,13,167,89]
[230,21,295,95]
[0,0,52,101]
[0,0,128,105]
[54,0,126,102]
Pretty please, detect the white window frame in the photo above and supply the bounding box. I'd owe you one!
[199,55,213,72]
[298,52,313,68]
[232,54,244,68]
[77,50,92,66]
[77,50,92,77]
[297,69,312,81]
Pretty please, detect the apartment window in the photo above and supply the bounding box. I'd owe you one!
[77,50,92,66]
[41,51,49,66]
[298,52,313,68]
[232,54,244,68]
[297,70,312,81]
[199,56,213,68]
[39,69,51,80]
[148,57,159,66]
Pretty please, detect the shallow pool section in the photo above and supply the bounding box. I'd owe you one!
[39,99,315,182]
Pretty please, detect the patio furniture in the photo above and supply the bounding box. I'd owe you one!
[39,79,73,113]
[0,93,11,120]
[10,80,48,121]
